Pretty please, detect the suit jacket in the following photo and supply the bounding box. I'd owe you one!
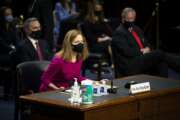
[0,27,19,67]
[111,24,150,77]
[16,37,52,63]
[0,27,19,54]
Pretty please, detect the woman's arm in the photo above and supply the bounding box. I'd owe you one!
[41,56,62,88]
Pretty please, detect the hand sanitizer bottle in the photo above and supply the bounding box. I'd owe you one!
[71,78,81,103]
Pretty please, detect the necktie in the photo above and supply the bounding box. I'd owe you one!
[131,30,144,49]
[35,42,43,60]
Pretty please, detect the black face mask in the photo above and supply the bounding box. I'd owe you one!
[123,21,135,28]
[29,30,42,40]
[72,43,84,53]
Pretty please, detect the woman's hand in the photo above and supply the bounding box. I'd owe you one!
[48,83,64,91]
[59,86,65,91]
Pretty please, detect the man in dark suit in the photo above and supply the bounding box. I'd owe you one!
[17,17,52,63]
[111,7,180,78]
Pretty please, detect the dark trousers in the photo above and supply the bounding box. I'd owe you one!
[126,50,180,77]
[0,54,13,99]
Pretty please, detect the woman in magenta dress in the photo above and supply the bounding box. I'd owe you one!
[39,29,89,92]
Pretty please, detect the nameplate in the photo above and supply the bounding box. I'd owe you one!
[130,82,151,94]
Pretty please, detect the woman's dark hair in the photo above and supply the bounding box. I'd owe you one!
[0,6,7,27]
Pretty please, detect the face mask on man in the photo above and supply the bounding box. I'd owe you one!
[5,15,14,22]
[72,43,84,53]
[29,30,42,40]
[123,21,135,28]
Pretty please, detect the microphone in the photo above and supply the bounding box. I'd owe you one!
[124,81,137,89]
[107,79,117,94]
[107,43,117,94]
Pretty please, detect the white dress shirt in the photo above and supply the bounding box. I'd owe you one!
[28,36,38,49]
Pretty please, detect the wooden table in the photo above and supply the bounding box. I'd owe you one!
[20,75,180,120]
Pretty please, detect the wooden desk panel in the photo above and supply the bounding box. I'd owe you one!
[25,101,138,120]
[139,97,159,119]
[157,93,180,120]
[84,102,138,120]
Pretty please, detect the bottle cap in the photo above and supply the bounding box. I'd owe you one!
[81,79,93,85]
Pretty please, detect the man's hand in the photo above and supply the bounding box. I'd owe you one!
[97,36,112,42]
[140,47,151,54]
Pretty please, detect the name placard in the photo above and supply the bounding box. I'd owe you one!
[130,82,151,94]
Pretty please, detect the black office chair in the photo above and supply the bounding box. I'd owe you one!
[78,22,111,80]
[14,61,50,120]
[82,53,104,80]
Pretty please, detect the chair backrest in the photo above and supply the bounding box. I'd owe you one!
[14,61,50,120]
[16,61,50,95]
